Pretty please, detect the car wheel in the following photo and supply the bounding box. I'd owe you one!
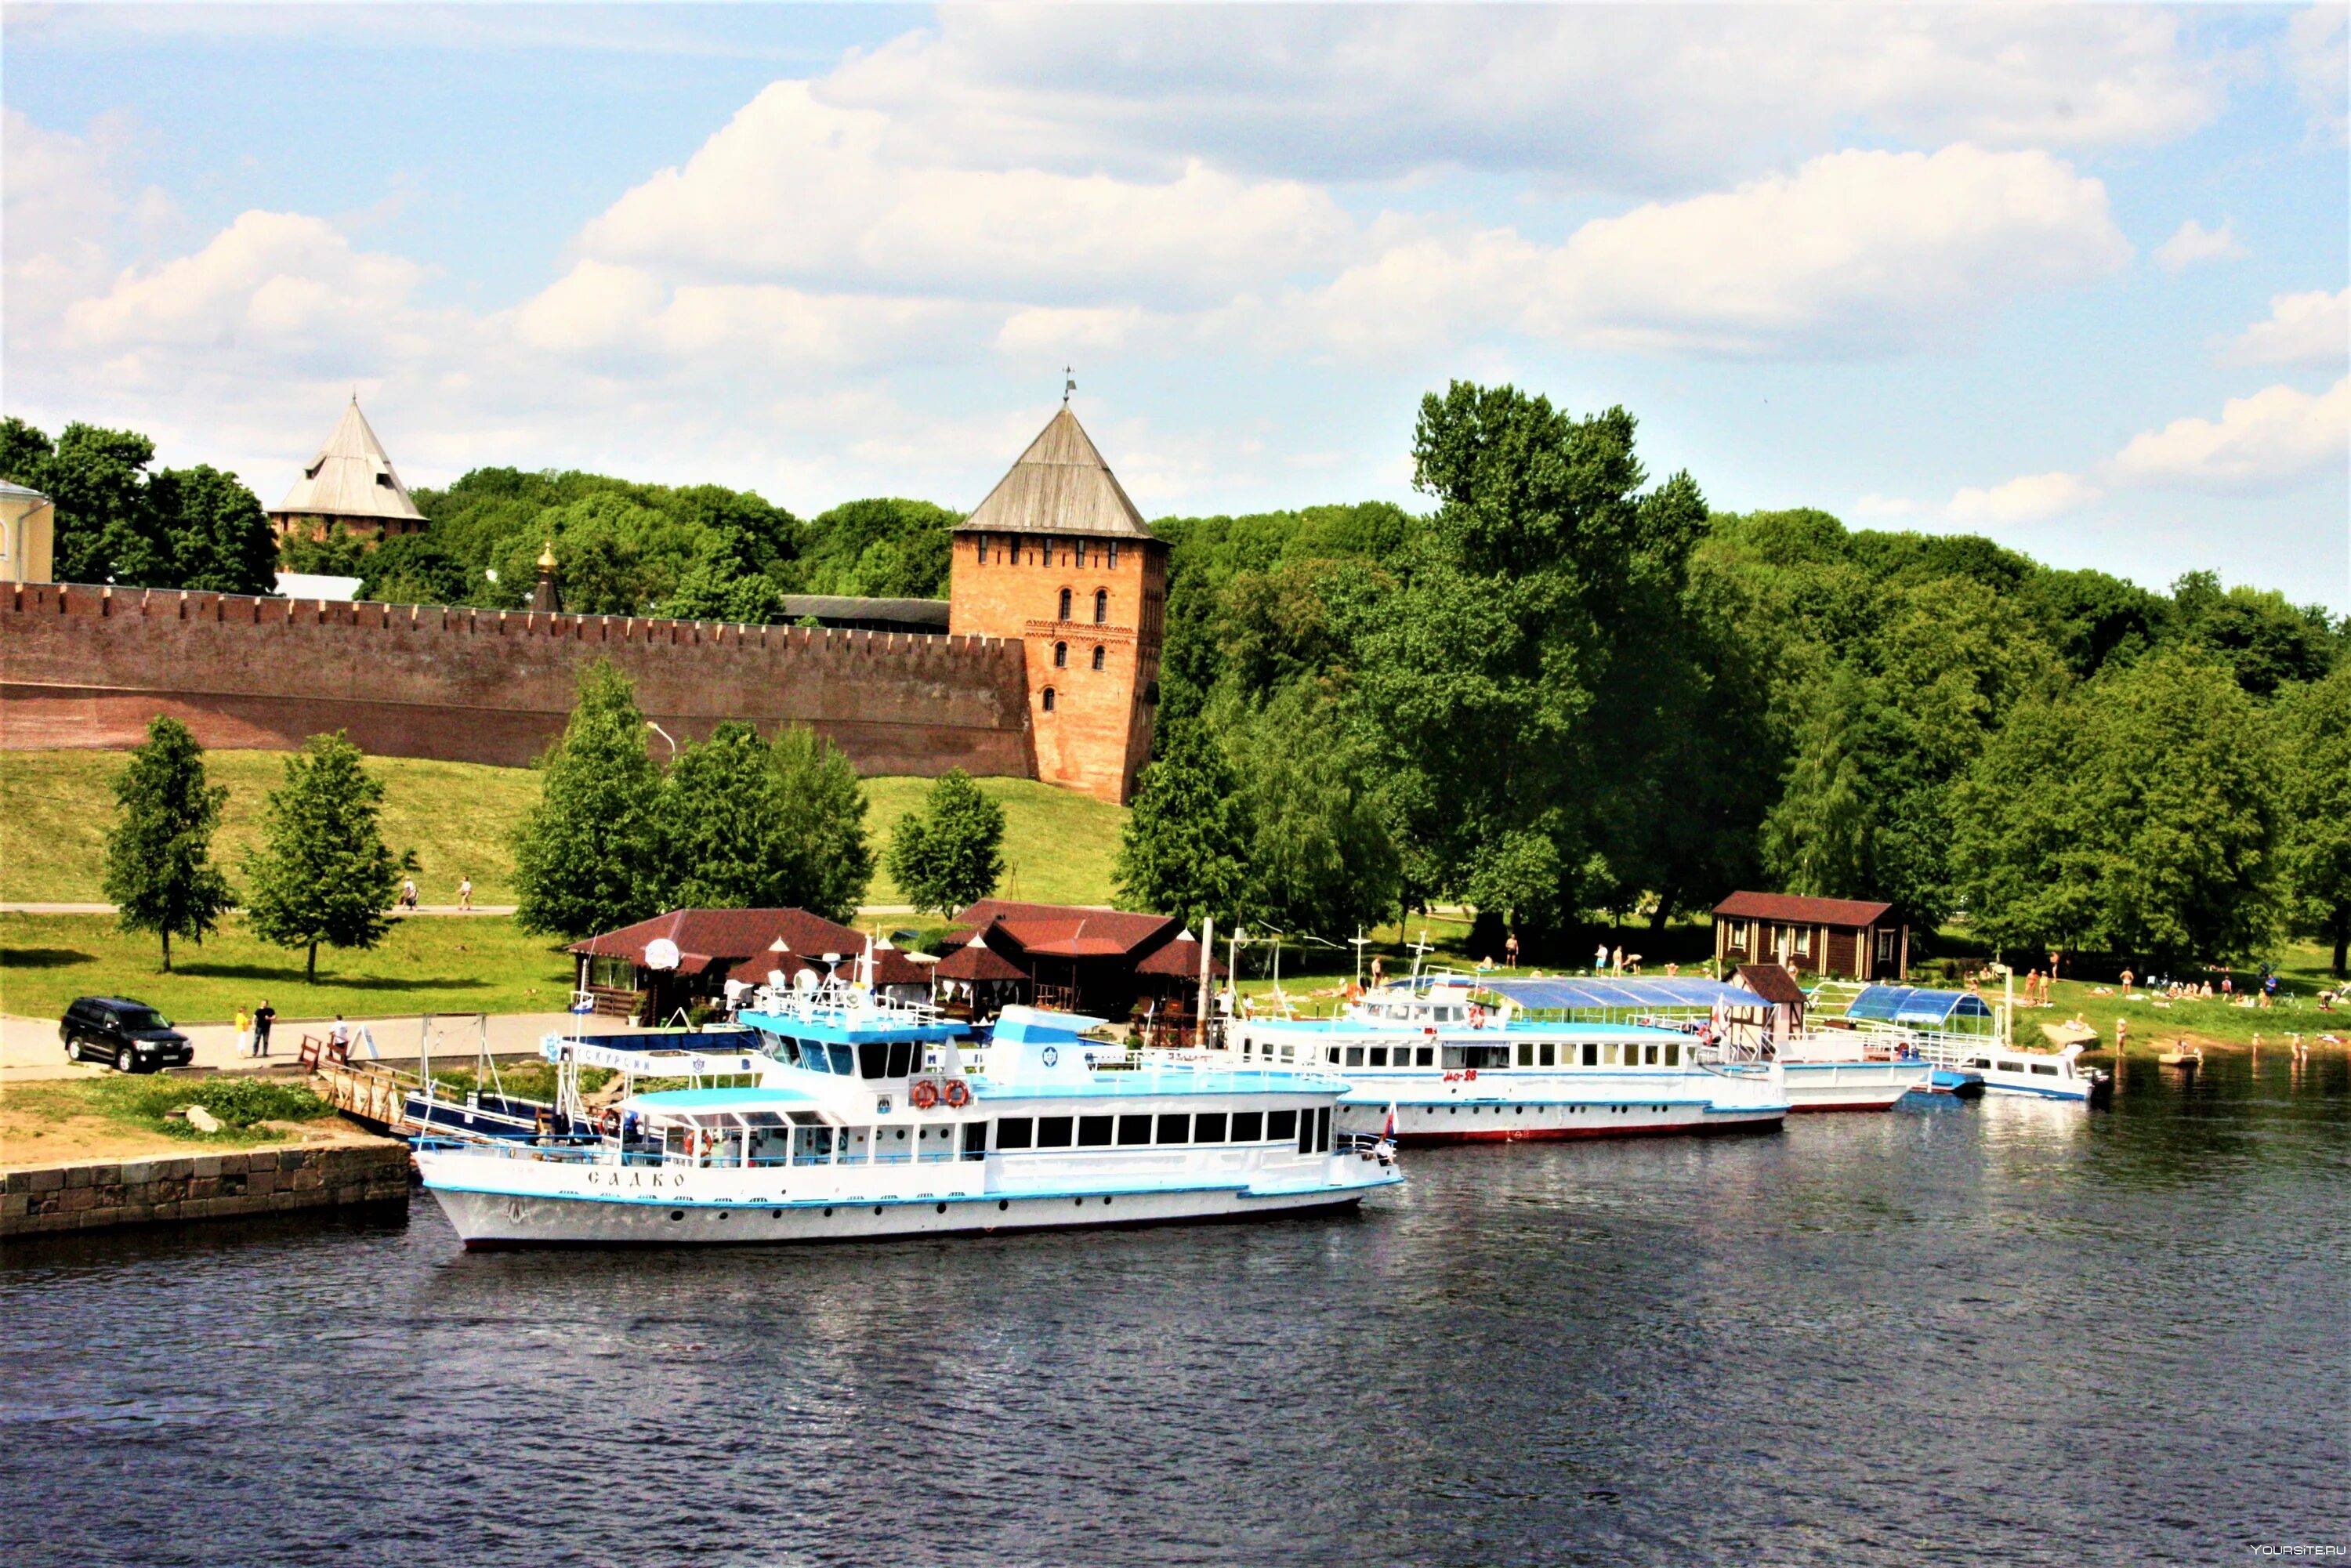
[65,1034,80,1060]
[114,1045,137,1074]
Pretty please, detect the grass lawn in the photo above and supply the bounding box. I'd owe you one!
[0,911,575,1024]
[860,774,1126,908]
[1,749,542,906]
[2,750,1125,911]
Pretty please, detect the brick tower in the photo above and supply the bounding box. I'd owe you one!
[948,404,1165,804]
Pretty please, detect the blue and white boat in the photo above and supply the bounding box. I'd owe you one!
[1821,984,2110,1103]
[1223,980,1788,1144]
[414,983,1398,1248]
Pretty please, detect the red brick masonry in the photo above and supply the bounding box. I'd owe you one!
[0,582,1040,779]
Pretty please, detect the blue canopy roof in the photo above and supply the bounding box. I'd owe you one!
[1475,976,1749,1012]
[633,1086,814,1108]
[1843,985,1995,1026]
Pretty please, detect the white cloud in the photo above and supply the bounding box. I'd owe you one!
[824,6,2230,190]
[1283,145,2131,359]
[578,82,1355,305]
[2285,5,2349,147]
[2154,217,2246,272]
[2107,375,2351,491]
[1852,494,1926,518]
[2,109,147,321]
[2220,288,2351,367]
[1948,471,2102,523]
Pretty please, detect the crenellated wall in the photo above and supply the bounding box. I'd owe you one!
[0,582,1038,779]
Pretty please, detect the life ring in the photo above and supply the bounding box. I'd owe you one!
[943,1078,972,1110]
[910,1079,941,1110]
[599,1107,621,1137]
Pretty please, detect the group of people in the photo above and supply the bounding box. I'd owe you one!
[232,1001,277,1057]
[395,875,475,912]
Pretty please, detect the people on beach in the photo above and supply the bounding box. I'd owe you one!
[2114,1017,2128,1054]
[457,875,473,911]
[252,1000,274,1058]
[1369,955,1384,988]
[2120,968,2135,997]
[1505,932,1520,969]
[1594,942,1608,974]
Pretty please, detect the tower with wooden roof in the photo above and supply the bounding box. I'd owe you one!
[270,395,426,545]
[948,402,1166,804]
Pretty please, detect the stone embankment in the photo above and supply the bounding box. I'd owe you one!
[2,1140,410,1238]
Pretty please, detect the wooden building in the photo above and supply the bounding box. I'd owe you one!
[271,395,427,545]
[943,900,1186,1022]
[570,907,926,1022]
[1712,892,1908,982]
[1720,961,1808,1052]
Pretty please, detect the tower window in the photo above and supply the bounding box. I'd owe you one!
[1054,642,1068,668]
[1075,540,1089,568]
[1107,541,1120,570]
[1058,587,1072,621]
[1091,646,1105,670]
[1039,540,1053,569]
[1093,588,1108,624]
[1041,687,1056,712]
[976,536,990,564]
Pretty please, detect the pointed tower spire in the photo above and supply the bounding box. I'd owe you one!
[271,395,426,544]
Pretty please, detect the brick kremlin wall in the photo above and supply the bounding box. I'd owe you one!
[0,583,1038,779]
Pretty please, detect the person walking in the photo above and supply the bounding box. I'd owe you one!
[1505,932,1520,970]
[400,876,418,911]
[457,875,473,912]
[252,1000,275,1058]
[329,1015,351,1060]
[234,1006,255,1058]
[1594,941,1609,974]
[1611,945,1625,976]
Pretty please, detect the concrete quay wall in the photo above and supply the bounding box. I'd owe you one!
[0,581,1039,779]
[2,1141,411,1237]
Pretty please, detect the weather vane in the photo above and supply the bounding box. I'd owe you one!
[1063,366,1075,405]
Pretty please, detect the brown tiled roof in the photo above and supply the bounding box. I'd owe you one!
[1734,963,1806,1006]
[1713,891,1895,927]
[1135,933,1227,980]
[571,908,869,972]
[724,941,928,990]
[950,900,1177,957]
[934,936,1028,983]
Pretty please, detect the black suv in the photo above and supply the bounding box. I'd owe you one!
[60,996,194,1074]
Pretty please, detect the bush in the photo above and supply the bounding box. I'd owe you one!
[128,1077,331,1128]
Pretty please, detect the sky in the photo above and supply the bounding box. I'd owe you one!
[4,3,2346,610]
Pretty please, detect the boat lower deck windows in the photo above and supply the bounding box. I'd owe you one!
[1118,1114,1153,1145]
[1194,1111,1229,1143]
[1367,1046,1389,1066]
[997,1117,1034,1150]
[1665,1042,1680,1066]
[1582,1042,1599,1067]
[1078,1114,1114,1146]
[1298,1106,1330,1154]
[962,1121,987,1160]
[1156,1113,1190,1144]
[1344,1046,1365,1067]
[1038,1116,1075,1149]
[1416,1045,1436,1066]
[1232,1110,1263,1142]
[1268,1109,1298,1142]
[1517,1042,1534,1067]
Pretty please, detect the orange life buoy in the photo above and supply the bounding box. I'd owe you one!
[943,1078,972,1110]
[910,1079,940,1110]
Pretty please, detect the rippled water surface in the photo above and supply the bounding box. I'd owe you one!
[7,1055,2347,1567]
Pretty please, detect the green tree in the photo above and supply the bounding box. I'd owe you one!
[795,498,958,598]
[102,716,236,971]
[1229,687,1399,937]
[2278,666,2351,976]
[359,534,471,606]
[513,662,663,939]
[1115,719,1252,928]
[1951,652,2283,964]
[147,464,278,595]
[886,769,1008,917]
[241,732,407,980]
[763,724,874,923]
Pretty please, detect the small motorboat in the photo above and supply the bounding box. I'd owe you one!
[1929,1066,1986,1099]
[2156,1042,2204,1068]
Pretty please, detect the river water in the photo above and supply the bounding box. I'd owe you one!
[6,1054,2346,1567]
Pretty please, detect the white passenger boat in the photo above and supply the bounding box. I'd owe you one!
[415,986,1398,1248]
[1224,981,1787,1144]
[1820,983,2110,1104]
[1714,971,1934,1111]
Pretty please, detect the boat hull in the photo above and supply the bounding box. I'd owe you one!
[427,1175,1389,1248]
[1780,1059,1936,1112]
[1335,1095,1784,1145]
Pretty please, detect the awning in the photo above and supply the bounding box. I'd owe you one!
[1474,976,1750,1012]
[1842,986,1996,1026]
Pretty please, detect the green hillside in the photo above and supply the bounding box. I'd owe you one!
[0,751,1124,911]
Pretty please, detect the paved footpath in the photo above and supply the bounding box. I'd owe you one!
[2,1010,666,1085]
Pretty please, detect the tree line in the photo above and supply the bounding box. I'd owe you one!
[1117,382,2350,977]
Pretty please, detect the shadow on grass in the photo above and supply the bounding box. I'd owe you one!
[2,947,98,969]
[172,962,494,993]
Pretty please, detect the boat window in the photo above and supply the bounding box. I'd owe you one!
[962,1121,987,1160]
[1078,1115,1114,1146]
[1194,1112,1229,1143]
[1038,1116,1075,1148]
[1118,1114,1153,1146]
[2001,1061,2026,1074]
[1281,1045,1296,1063]
[888,1041,917,1077]
[1232,1110,1263,1142]
[1156,1114,1190,1145]
[1416,1046,1435,1066]
[2030,1063,2059,1076]
[1368,1046,1388,1067]
[1516,1042,1534,1067]
[824,1044,850,1075]
[859,1041,889,1078]
[1538,1042,1556,1067]
[1665,1042,1680,1066]
[997,1117,1034,1151]
[1343,1046,1364,1067]
[1267,1108,1297,1142]
[1644,1045,1659,1066]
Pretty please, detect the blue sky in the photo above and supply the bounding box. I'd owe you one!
[5,4,2346,609]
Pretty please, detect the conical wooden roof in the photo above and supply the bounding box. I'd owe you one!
[274,397,424,524]
[955,405,1154,540]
